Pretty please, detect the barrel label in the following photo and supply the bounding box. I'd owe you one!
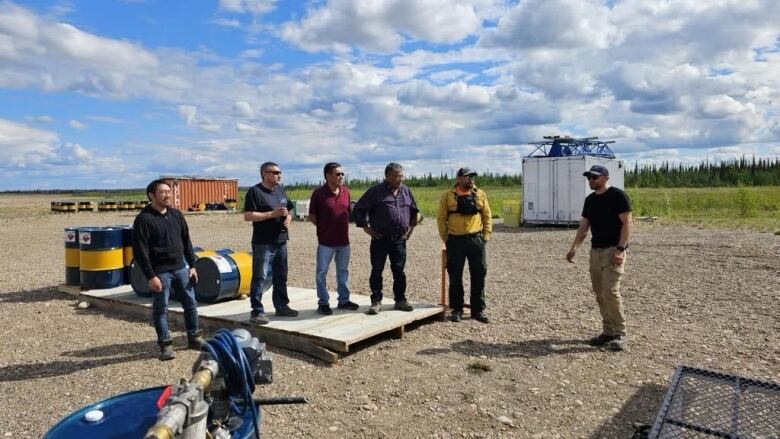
[65,230,76,243]
[213,255,232,274]
[80,232,92,245]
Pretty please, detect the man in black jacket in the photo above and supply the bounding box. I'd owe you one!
[133,179,203,361]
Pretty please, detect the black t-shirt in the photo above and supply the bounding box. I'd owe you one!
[582,186,631,248]
[244,183,295,244]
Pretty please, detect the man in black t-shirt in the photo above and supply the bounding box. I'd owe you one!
[244,162,298,324]
[566,165,633,351]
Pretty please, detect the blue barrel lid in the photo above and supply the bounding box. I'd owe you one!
[78,227,124,250]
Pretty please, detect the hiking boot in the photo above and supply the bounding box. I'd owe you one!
[159,339,175,361]
[275,307,299,317]
[337,300,360,311]
[450,311,463,322]
[317,304,333,315]
[249,313,269,325]
[394,300,414,312]
[588,333,617,347]
[367,300,381,315]
[606,335,627,351]
[187,331,204,350]
[472,312,490,324]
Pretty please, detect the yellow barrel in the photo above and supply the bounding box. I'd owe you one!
[229,251,253,298]
[78,201,95,212]
[62,202,77,213]
[502,200,521,227]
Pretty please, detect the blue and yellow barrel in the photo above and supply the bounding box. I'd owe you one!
[79,227,124,290]
[64,227,81,286]
[131,246,204,298]
[120,226,133,284]
[194,251,252,303]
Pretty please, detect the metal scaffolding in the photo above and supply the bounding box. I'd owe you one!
[527,136,616,158]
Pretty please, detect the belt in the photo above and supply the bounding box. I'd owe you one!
[448,233,481,238]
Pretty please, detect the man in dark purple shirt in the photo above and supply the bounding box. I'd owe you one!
[309,162,359,315]
[353,162,419,315]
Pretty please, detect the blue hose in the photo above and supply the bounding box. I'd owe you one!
[202,329,260,438]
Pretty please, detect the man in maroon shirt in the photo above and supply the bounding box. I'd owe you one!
[309,162,359,315]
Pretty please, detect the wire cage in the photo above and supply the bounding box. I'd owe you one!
[649,365,780,438]
[526,136,616,158]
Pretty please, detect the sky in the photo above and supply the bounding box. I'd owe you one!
[0,0,779,190]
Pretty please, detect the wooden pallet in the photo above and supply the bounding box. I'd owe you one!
[57,284,444,364]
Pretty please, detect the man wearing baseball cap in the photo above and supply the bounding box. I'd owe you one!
[566,164,633,351]
[437,167,492,323]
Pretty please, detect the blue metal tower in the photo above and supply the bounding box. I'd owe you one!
[527,136,616,158]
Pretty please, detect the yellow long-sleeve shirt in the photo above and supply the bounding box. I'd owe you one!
[437,186,492,242]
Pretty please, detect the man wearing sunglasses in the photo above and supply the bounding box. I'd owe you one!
[244,162,298,324]
[308,162,359,315]
[437,167,492,323]
[566,164,632,351]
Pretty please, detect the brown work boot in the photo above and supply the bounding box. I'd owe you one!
[394,300,414,312]
[159,339,175,361]
[187,330,204,350]
[367,300,381,315]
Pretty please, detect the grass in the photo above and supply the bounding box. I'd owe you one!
[466,361,493,374]
[22,185,780,231]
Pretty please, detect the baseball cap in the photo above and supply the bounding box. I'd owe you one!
[457,167,478,177]
[583,165,609,177]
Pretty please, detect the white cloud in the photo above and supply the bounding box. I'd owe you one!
[233,101,254,118]
[219,0,276,15]
[281,0,483,53]
[211,18,241,28]
[68,119,87,130]
[25,115,54,123]
[177,105,198,126]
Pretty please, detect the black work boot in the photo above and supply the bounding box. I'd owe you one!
[187,330,204,350]
[159,339,175,361]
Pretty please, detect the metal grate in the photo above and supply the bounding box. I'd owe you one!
[649,366,780,439]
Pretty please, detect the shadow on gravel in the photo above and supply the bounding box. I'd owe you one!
[0,340,158,382]
[590,383,666,439]
[438,338,593,358]
[0,287,73,303]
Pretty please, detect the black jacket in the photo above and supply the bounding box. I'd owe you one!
[132,205,197,279]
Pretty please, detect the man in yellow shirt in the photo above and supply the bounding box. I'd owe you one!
[437,168,492,323]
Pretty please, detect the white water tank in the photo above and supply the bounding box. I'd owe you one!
[522,155,625,225]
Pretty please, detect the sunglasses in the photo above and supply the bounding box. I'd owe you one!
[586,175,601,180]
[264,170,282,175]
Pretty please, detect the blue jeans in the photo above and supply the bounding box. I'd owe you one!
[250,242,289,314]
[152,266,199,344]
[315,244,351,306]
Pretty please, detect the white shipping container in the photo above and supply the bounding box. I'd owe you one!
[522,156,625,225]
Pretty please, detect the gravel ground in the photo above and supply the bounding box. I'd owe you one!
[0,195,778,438]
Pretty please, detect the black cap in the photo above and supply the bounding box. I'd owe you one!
[457,167,478,177]
[583,165,609,177]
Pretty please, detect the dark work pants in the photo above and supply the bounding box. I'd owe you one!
[446,235,487,314]
[369,237,407,303]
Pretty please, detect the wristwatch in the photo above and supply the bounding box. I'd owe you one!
[616,244,629,252]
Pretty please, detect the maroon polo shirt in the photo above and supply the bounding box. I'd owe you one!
[309,184,351,246]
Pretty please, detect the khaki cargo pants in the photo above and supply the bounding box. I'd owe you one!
[589,247,627,336]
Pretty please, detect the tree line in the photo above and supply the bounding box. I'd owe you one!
[625,156,780,187]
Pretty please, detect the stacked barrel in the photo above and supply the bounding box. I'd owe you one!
[64,225,135,290]
[51,202,77,213]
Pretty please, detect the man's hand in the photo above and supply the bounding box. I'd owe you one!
[363,226,381,239]
[611,249,626,267]
[148,276,163,293]
[405,227,414,240]
[283,214,292,227]
[566,249,576,263]
[274,207,289,218]
[188,267,198,284]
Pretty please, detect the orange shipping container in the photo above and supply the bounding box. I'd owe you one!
[160,176,239,211]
